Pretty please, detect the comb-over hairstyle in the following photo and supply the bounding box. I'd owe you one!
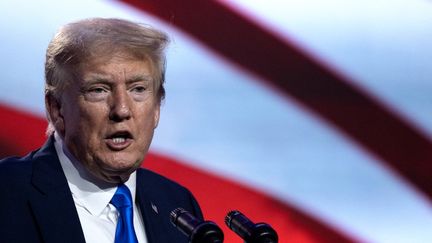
[44,18,169,134]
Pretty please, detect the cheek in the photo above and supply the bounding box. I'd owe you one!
[144,107,159,128]
[86,107,108,125]
[67,108,108,160]
[135,108,158,139]
[64,103,108,143]
[77,103,108,125]
[153,106,160,128]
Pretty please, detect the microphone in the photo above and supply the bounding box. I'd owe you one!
[225,210,278,243]
[170,208,224,243]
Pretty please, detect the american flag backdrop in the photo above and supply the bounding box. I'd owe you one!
[1,0,432,242]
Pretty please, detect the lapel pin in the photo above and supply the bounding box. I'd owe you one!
[151,202,159,214]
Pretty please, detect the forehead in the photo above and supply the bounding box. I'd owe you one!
[79,54,154,82]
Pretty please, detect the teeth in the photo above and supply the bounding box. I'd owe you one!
[112,137,126,144]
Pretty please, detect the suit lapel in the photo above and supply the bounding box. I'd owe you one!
[29,137,86,243]
[136,169,164,243]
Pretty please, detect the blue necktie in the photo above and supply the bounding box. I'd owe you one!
[111,184,138,243]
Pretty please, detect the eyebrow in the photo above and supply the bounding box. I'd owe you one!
[83,74,153,85]
[126,74,153,84]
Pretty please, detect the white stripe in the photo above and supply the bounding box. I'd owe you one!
[221,0,432,139]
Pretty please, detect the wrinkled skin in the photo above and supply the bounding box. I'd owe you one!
[47,55,160,183]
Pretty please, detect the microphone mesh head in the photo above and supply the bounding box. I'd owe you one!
[170,207,186,225]
[225,210,240,227]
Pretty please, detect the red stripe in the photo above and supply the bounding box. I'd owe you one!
[0,104,359,242]
[0,104,47,157]
[120,0,432,201]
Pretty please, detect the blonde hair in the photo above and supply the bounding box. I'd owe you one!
[45,18,169,134]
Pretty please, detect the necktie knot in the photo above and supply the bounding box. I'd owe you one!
[111,184,138,243]
[111,184,133,209]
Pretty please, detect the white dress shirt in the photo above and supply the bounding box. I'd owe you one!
[54,133,148,243]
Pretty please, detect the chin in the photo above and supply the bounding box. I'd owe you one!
[97,166,134,184]
[101,174,128,184]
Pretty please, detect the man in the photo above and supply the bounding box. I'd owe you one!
[0,18,203,243]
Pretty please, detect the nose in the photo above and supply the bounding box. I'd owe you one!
[109,88,131,122]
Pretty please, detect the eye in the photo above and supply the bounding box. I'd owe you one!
[131,85,146,93]
[82,85,110,101]
[89,87,108,93]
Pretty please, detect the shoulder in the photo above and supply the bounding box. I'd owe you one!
[136,168,204,220]
[0,152,35,183]
[0,152,38,202]
[0,137,55,180]
[136,168,191,194]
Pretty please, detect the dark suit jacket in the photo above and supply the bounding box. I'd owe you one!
[0,137,203,243]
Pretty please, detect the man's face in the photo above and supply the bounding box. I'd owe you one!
[52,55,160,183]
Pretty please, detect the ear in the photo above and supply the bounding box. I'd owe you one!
[45,93,65,136]
[153,104,160,129]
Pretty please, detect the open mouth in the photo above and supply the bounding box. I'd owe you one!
[105,131,133,150]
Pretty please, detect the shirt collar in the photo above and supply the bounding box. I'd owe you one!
[54,133,137,216]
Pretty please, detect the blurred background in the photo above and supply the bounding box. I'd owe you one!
[1,0,432,242]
